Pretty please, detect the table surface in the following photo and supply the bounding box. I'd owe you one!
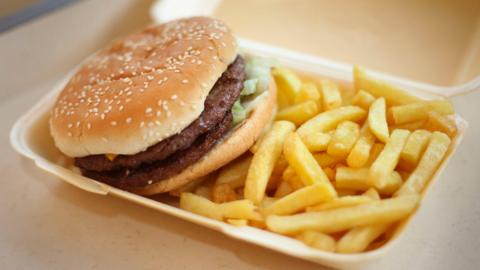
[1,1,479,269]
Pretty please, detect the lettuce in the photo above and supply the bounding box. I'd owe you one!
[232,99,247,125]
[241,79,258,96]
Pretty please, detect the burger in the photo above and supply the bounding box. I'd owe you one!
[49,17,276,195]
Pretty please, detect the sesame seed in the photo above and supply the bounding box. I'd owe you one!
[146,107,152,114]
[126,117,132,124]
[182,79,188,84]
[171,95,178,100]
[140,121,145,128]
[111,121,117,126]
[67,123,73,129]
[87,123,92,129]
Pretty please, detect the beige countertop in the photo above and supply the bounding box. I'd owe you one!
[1,1,479,269]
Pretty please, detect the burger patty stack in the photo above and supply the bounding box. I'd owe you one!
[49,17,275,194]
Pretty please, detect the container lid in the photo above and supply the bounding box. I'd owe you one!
[151,0,480,97]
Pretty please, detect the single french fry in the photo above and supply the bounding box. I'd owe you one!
[260,197,278,208]
[306,195,372,212]
[337,223,391,253]
[352,90,376,110]
[319,79,342,110]
[368,129,410,189]
[274,181,294,198]
[283,133,336,196]
[216,155,252,189]
[294,82,321,105]
[218,200,258,220]
[395,132,451,196]
[211,184,238,203]
[314,153,344,168]
[365,143,384,166]
[180,193,222,220]
[297,106,366,139]
[296,231,336,252]
[272,67,302,104]
[263,184,336,215]
[276,101,319,126]
[347,123,376,167]
[368,98,389,143]
[327,121,360,158]
[266,194,420,234]
[424,111,457,138]
[388,100,454,125]
[398,130,432,171]
[353,66,420,106]
[301,132,331,152]
[244,121,296,205]
[226,219,248,226]
[336,167,403,195]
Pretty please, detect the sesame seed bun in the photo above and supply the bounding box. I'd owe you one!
[133,79,277,195]
[50,17,237,157]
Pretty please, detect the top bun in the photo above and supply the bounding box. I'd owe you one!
[50,17,238,157]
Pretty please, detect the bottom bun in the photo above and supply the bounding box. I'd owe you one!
[133,79,277,195]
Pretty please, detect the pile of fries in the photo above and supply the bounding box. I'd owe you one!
[177,66,456,254]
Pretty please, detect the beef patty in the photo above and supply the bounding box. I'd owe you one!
[76,56,245,189]
[81,111,233,189]
[75,56,245,172]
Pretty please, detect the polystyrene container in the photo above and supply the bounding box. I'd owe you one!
[10,1,477,269]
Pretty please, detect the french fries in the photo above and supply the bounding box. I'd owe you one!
[368,98,389,143]
[424,111,457,138]
[319,79,342,110]
[297,106,366,139]
[398,130,431,171]
[327,121,360,158]
[352,90,375,110]
[276,101,319,126]
[283,133,336,195]
[266,195,420,235]
[216,155,252,189]
[263,184,336,215]
[336,167,403,195]
[347,124,376,167]
[395,132,451,196]
[178,66,457,255]
[388,100,454,125]
[368,129,410,189]
[244,121,295,205]
[272,67,302,105]
[354,66,420,105]
[301,132,331,152]
[294,82,321,105]
[296,231,336,252]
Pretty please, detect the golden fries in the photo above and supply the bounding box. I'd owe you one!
[276,101,319,126]
[319,79,342,110]
[266,195,420,234]
[297,106,366,139]
[301,132,331,152]
[368,129,410,189]
[272,67,302,105]
[294,82,320,104]
[336,167,402,195]
[327,121,360,158]
[178,65,457,254]
[283,133,336,196]
[347,124,376,167]
[244,121,295,205]
[354,66,420,105]
[296,231,336,252]
[352,90,376,110]
[216,155,252,189]
[396,132,451,196]
[306,195,372,212]
[368,98,389,143]
[398,130,431,171]
[424,111,457,138]
[263,184,336,215]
